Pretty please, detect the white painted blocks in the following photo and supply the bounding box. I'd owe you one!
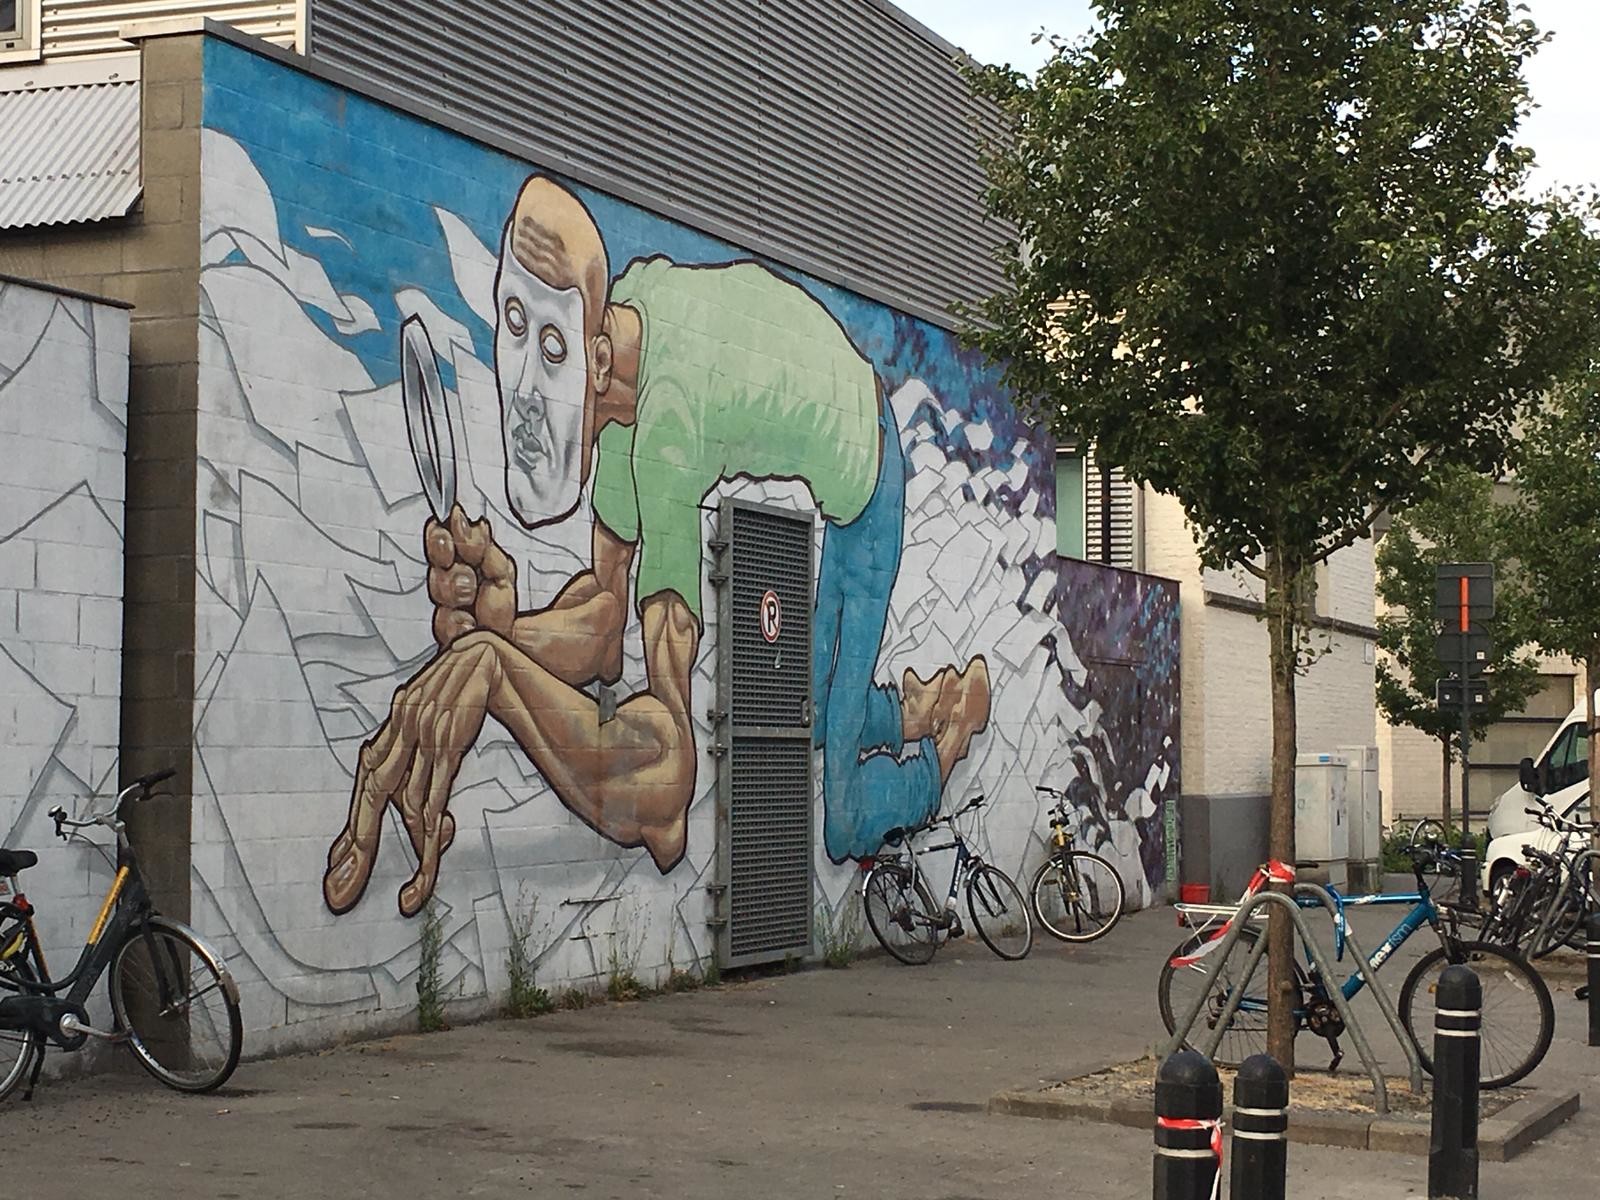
[0,280,129,978]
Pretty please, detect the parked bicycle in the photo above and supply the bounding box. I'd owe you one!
[862,796,1033,964]
[1029,785,1125,943]
[0,769,243,1100]
[1479,799,1598,960]
[1158,840,1553,1088]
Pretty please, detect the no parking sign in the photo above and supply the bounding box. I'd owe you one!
[759,590,782,643]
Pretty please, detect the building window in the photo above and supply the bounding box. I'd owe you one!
[0,0,39,62]
[1055,449,1087,559]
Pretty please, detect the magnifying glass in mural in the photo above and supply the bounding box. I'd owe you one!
[400,315,457,521]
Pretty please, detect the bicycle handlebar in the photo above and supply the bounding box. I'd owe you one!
[932,794,986,826]
[1524,802,1599,836]
[880,795,987,847]
[49,766,178,839]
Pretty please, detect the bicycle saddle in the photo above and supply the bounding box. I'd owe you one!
[0,849,38,874]
[881,826,909,847]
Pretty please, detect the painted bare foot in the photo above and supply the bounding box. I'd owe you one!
[901,658,992,781]
[929,656,990,779]
[899,665,943,743]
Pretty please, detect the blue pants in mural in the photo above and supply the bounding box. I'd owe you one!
[812,396,942,862]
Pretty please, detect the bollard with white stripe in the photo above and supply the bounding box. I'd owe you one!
[1586,911,1599,1047]
[1230,1054,1288,1200]
[1428,964,1481,1200]
[1154,1050,1223,1200]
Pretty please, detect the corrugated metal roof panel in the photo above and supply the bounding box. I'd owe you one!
[0,79,141,229]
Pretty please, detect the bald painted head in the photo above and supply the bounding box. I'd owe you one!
[494,176,615,528]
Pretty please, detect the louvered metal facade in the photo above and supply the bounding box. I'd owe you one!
[1084,452,1141,571]
[306,0,1006,329]
[19,1,300,60]
[713,500,815,967]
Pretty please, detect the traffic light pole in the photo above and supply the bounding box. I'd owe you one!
[1436,564,1493,839]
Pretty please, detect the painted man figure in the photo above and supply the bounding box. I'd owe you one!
[323,177,991,918]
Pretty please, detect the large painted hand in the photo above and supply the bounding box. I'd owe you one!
[324,633,503,917]
[425,504,518,648]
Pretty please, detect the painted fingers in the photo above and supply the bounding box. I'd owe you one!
[426,504,518,647]
[324,639,494,916]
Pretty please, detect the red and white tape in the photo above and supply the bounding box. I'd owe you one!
[1170,860,1296,969]
[1155,1115,1225,1200]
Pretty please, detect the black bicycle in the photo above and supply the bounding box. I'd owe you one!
[1029,785,1125,942]
[861,796,1034,964]
[0,768,243,1100]
[1480,799,1598,959]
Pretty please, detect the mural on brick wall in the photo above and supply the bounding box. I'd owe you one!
[0,281,128,974]
[322,177,993,920]
[1055,562,1181,890]
[191,42,1175,1038]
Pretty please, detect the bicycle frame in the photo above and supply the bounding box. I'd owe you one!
[0,829,167,1017]
[1186,883,1444,1018]
[901,828,979,917]
[1,864,160,1004]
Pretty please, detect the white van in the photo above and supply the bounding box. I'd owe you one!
[1480,703,1590,893]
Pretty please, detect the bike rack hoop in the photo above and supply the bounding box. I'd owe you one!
[1161,886,1423,1114]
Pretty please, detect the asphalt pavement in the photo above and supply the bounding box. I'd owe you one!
[3,906,1594,1199]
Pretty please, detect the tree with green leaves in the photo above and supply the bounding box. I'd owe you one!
[966,1,1600,1069]
[1499,374,1600,884]
[1375,466,1541,821]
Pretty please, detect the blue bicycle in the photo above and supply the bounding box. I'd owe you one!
[1158,844,1554,1088]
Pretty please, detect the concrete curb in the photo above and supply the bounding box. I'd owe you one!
[1480,1090,1583,1162]
[988,1081,1580,1160]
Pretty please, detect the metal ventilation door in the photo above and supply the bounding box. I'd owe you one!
[712,499,815,968]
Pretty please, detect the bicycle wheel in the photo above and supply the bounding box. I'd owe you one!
[0,955,42,1102]
[966,865,1033,960]
[1398,940,1553,1089]
[1529,879,1589,958]
[1159,924,1308,1065]
[1031,851,1125,943]
[109,918,243,1092]
[863,863,940,966]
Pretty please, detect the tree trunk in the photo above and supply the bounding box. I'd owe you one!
[1264,553,1299,1074]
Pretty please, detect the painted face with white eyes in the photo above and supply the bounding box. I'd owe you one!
[494,246,590,527]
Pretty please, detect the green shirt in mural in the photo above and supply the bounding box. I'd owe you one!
[591,257,880,623]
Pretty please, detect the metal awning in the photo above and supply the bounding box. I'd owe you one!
[0,80,140,230]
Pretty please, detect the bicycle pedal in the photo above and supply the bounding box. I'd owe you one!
[947,919,965,938]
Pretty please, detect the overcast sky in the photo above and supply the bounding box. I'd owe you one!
[896,0,1598,196]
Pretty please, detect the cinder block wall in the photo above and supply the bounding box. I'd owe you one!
[0,278,129,991]
[173,33,1180,1051]
[0,34,206,922]
[5,28,1185,1058]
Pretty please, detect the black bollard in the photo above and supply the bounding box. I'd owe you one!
[1428,964,1481,1200]
[1588,911,1599,1048]
[1456,837,1479,912]
[1230,1054,1288,1200]
[1154,1050,1223,1200]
